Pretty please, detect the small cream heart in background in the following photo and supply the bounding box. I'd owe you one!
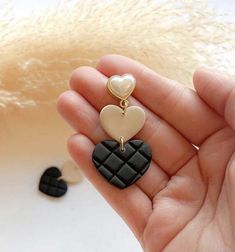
[100,105,145,142]
[107,74,136,100]
[60,160,83,184]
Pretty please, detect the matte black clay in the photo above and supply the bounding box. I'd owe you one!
[92,140,152,189]
[39,167,67,197]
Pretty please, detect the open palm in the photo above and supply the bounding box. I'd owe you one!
[58,55,235,252]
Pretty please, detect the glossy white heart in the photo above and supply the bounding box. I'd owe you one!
[107,74,136,100]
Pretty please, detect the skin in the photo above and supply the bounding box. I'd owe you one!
[57,54,235,252]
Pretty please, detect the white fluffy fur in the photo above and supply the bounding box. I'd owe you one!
[0,0,234,157]
[0,0,234,108]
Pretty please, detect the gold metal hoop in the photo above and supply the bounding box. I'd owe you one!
[120,99,129,115]
[119,136,125,152]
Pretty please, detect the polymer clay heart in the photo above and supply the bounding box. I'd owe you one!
[100,105,145,142]
[39,167,67,197]
[107,74,136,100]
[92,140,152,189]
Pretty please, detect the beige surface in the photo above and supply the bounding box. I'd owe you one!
[0,103,71,159]
[100,104,145,143]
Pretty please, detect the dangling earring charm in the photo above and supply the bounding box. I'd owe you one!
[92,74,152,189]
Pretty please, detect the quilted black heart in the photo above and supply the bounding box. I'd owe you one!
[92,140,152,189]
[39,167,68,197]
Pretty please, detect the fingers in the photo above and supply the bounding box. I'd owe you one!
[199,126,235,204]
[193,68,235,131]
[58,90,107,142]
[137,164,168,199]
[144,155,206,252]
[69,66,196,175]
[68,133,152,240]
[58,89,169,199]
[96,54,225,145]
[226,153,235,223]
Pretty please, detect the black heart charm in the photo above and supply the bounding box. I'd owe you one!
[92,140,152,189]
[39,167,68,197]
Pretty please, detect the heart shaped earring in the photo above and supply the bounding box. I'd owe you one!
[39,161,83,197]
[92,74,152,189]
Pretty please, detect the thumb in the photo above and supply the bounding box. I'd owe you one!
[193,68,235,130]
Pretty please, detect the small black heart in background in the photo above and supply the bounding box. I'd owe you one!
[39,167,67,197]
[92,140,152,189]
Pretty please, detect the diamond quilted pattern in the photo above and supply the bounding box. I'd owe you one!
[39,167,67,197]
[127,152,149,172]
[92,140,152,189]
[104,153,124,172]
[117,164,137,183]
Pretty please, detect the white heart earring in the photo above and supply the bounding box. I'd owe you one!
[92,74,152,189]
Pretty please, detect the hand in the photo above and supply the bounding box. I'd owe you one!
[57,55,235,252]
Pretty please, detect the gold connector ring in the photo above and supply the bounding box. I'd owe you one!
[120,136,125,152]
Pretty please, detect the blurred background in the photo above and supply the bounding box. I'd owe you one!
[0,1,234,252]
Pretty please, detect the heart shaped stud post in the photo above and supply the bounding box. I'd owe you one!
[100,104,145,142]
[107,74,136,100]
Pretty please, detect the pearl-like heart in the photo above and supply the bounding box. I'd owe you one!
[100,105,145,142]
[107,74,136,100]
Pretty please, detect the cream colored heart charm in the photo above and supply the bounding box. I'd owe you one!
[60,160,83,184]
[100,105,145,142]
[107,74,136,100]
